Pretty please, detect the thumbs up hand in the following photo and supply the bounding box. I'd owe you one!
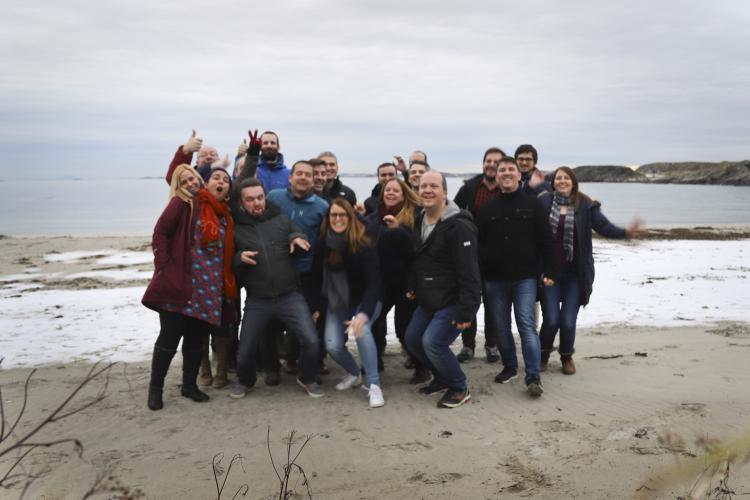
[237,138,248,156]
[183,129,203,154]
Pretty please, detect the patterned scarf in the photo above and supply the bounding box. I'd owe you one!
[549,191,575,263]
[197,188,237,300]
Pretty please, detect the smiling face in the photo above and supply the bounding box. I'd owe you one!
[516,152,536,174]
[553,169,574,197]
[320,155,338,180]
[197,146,219,168]
[377,165,397,185]
[328,203,350,234]
[206,170,230,201]
[419,171,446,210]
[408,163,427,189]
[496,160,521,193]
[290,162,313,198]
[179,169,201,195]
[382,179,405,208]
[312,164,327,193]
[241,185,266,217]
[483,151,503,182]
[260,132,279,159]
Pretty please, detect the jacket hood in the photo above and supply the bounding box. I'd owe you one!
[258,152,286,170]
[441,200,462,221]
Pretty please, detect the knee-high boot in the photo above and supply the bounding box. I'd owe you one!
[181,348,210,402]
[148,345,177,411]
[212,336,229,388]
[198,336,213,387]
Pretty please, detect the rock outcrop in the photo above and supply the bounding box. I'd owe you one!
[572,166,648,183]
[636,161,750,186]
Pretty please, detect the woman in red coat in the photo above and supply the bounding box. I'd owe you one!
[142,163,237,410]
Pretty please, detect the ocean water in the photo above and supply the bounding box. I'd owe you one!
[1,177,749,236]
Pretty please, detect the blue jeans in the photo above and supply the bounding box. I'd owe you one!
[236,291,320,386]
[325,302,382,386]
[404,305,467,391]
[485,278,540,384]
[540,268,581,355]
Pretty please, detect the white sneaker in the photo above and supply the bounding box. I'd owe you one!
[335,373,361,391]
[368,384,385,408]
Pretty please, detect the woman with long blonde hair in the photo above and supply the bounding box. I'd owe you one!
[312,199,385,407]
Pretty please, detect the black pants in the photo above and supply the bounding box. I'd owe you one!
[156,311,212,352]
[461,288,496,350]
[372,286,418,365]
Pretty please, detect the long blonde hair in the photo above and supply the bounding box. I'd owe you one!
[169,164,204,204]
[320,198,372,258]
[378,178,421,230]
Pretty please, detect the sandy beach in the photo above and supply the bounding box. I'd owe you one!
[1,234,749,499]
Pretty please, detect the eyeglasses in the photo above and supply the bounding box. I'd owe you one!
[330,213,348,219]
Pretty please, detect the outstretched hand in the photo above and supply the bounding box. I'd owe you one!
[289,237,311,254]
[237,138,248,156]
[183,129,203,154]
[626,218,645,239]
[247,129,261,155]
[394,155,407,172]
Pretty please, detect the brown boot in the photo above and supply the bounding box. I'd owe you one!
[198,337,213,387]
[561,354,576,375]
[540,352,550,372]
[212,336,229,388]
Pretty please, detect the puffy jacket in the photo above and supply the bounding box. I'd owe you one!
[409,202,481,323]
[232,202,307,299]
[266,188,329,273]
[476,189,558,282]
[538,192,626,306]
[256,153,291,192]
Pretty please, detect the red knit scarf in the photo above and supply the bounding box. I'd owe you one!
[378,201,404,220]
[197,189,237,300]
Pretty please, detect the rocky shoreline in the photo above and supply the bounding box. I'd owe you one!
[571,160,750,186]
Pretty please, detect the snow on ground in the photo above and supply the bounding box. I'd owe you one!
[44,250,119,262]
[1,240,747,368]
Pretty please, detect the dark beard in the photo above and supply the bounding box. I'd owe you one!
[483,174,496,183]
[261,150,278,164]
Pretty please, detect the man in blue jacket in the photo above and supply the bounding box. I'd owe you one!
[256,131,291,192]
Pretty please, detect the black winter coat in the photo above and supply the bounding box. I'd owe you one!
[232,202,307,299]
[409,207,481,323]
[322,177,357,207]
[365,208,415,292]
[538,192,627,306]
[453,174,485,218]
[476,189,559,282]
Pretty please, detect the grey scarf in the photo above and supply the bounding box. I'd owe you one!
[550,192,575,262]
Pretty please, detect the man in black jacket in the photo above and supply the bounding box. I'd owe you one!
[515,144,551,196]
[477,157,558,397]
[405,171,481,409]
[318,151,357,207]
[453,147,506,364]
[229,178,323,399]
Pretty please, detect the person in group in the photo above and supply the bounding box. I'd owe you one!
[405,171,480,409]
[394,150,428,182]
[255,131,291,192]
[319,151,357,206]
[365,178,428,382]
[229,178,323,399]
[406,160,429,191]
[515,144,551,196]
[312,199,385,408]
[476,157,558,397]
[233,129,262,180]
[267,161,330,378]
[538,166,643,374]
[142,163,237,410]
[453,147,507,364]
[362,162,399,214]
[310,158,328,197]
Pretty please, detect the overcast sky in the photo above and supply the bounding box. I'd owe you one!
[1,0,748,179]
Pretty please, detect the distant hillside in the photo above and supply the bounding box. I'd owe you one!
[565,160,750,186]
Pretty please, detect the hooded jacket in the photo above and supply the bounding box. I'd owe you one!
[232,201,307,299]
[538,192,626,306]
[256,152,291,193]
[409,201,481,323]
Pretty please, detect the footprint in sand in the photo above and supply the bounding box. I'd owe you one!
[535,420,576,432]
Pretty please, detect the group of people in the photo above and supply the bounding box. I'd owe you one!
[142,129,643,411]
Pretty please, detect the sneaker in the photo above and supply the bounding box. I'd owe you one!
[418,380,449,395]
[335,373,362,391]
[297,378,324,398]
[526,378,544,397]
[494,367,518,384]
[265,371,281,386]
[457,346,474,363]
[229,382,250,399]
[368,384,385,408]
[437,388,471,408]
[485,346,500,363]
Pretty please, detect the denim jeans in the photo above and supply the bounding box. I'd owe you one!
[485,278,540,384]
[236,291,320,386]
[540,267,581,355]
[404,305,467,391]
[325,302,382,386]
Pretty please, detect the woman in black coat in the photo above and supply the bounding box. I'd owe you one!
[538,166,643,375]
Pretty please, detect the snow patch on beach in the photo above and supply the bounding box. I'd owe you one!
[1,240,747,368]
[44,250,119,262]
[96,251,152,266]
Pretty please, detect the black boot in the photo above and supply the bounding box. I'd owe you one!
[181,348,210,402]
[148,345,176,411]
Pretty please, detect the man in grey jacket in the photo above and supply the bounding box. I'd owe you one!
[229,178,323,399]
